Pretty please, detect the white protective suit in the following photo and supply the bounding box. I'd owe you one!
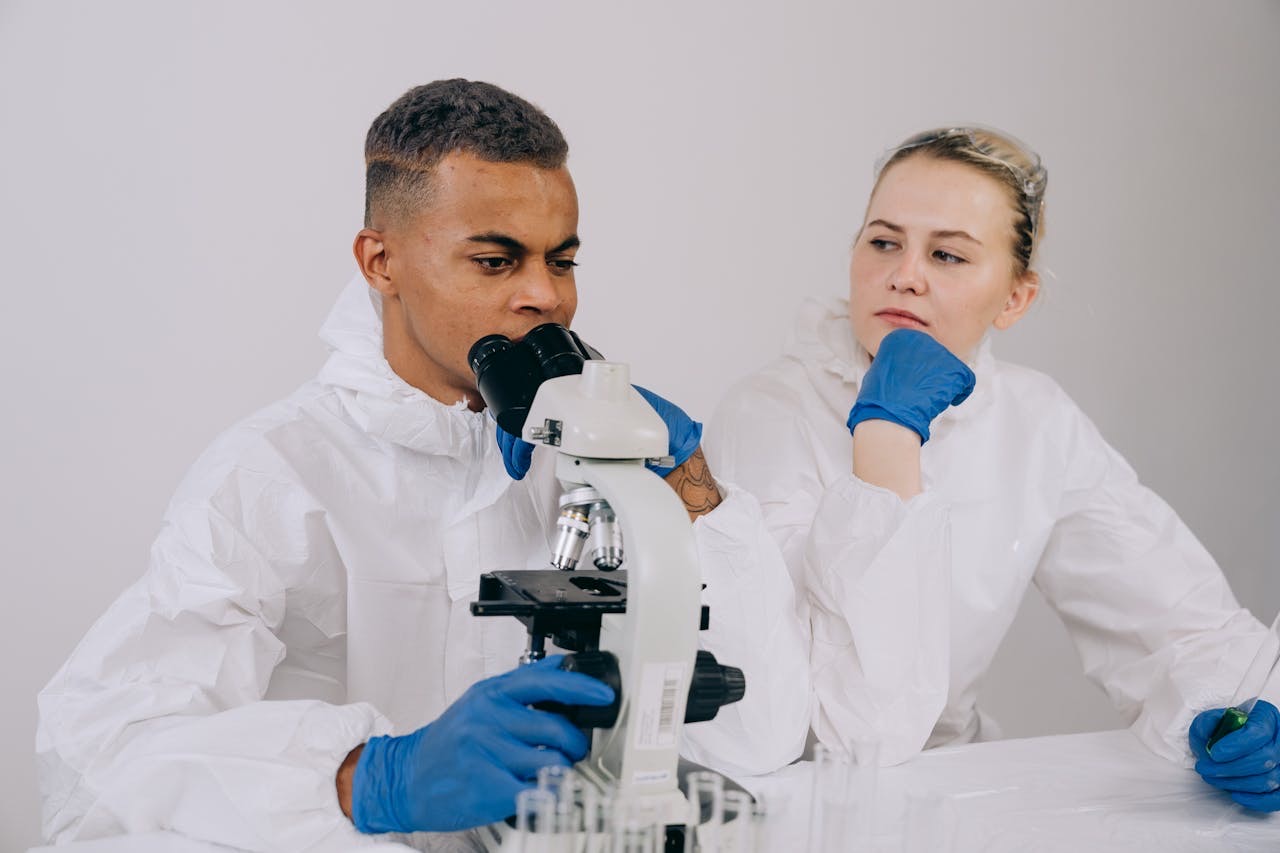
[37,277,810,851]
[704,296,1271,768]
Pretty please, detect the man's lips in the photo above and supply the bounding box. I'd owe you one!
[875,308,928,328]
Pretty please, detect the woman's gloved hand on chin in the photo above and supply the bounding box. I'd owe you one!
[846,328,976,444]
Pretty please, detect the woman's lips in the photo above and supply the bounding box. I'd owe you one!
[876,309,928,329]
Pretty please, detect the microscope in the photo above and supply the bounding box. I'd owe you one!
[467,325,748,851]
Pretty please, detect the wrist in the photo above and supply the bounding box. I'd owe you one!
[846,400,927,443]
[336,743,365,821]
[349,733,411,834]
[851,420,922,500]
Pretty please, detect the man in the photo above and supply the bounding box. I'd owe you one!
[37,80,808,850]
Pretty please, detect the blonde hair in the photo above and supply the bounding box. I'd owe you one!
[874,127,1047,275]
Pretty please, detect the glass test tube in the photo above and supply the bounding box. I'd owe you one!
[582,787,614,853]
[684,770,726,853]
[809,744,848,851]
[612,799,664,853]
[849,737,881,843]
[721,790,757,853]
[809,739,881,852]
[537,765,587,845]
[749,790,786,853]
[516,787,558,853]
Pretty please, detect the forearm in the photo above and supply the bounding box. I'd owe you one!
[804,478,952,764]
[664,447,723,520]
[851,419,922,499]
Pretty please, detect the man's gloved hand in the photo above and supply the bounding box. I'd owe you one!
[494,387,702,480]
[846,329,976,444]
[1190,699,1280,812]
[351,655,615,833]
[496,424,536,480]
[633,385,702,478]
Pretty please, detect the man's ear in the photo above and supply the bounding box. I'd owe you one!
[992,270,1039,331]
[353,228,395,297]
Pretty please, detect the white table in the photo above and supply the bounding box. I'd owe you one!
[742,729,1280,851]
[28,730,1280,852]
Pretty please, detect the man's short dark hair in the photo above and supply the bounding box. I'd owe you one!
[363,79,569,227]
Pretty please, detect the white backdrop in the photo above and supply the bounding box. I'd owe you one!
[2,1,1278,848]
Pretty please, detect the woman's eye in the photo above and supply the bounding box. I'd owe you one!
[869,238,897,251]
[933,249,966,264]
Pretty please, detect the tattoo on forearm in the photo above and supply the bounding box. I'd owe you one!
[664,448,723,519]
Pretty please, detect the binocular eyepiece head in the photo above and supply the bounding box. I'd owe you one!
[468,323,602,436]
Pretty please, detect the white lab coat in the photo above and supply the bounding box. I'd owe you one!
[37,278,810,851]
[704,296,1270,768]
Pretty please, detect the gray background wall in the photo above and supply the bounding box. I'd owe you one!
[2,1,1277,848]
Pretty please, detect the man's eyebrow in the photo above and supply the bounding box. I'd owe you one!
[550,235,580,254]
[467,232,527,252]
[465,233,581,254]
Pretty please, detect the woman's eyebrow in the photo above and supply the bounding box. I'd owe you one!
[867,219,982,245]
[932,229,982,245]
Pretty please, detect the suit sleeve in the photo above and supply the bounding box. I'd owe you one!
[1033,395,1269,765]
[705,383,954,766]
[36,494,395,851]
[679,483,812,776]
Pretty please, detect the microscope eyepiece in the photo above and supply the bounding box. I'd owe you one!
[468,334,514,377]
[469,334,543,436]
[522,323,587,379]
[468,324,602,435]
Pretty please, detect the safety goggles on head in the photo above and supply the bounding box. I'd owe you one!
[873,126,1048,242]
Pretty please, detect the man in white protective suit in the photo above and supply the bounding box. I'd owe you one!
[36,79,810,851]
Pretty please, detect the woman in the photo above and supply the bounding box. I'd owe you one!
[705,127,1279,810]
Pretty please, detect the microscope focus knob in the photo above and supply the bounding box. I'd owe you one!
[683,650,746,724]
[536,649,746,729]
[534,650,623,729]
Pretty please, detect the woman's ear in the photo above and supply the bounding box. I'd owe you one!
[992,270,1040,331]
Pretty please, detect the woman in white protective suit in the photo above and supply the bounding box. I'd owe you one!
[704,126,1280,810]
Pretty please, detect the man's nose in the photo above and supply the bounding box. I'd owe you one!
[511,263,565,314]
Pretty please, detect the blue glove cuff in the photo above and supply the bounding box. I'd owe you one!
[633,385,702,477]
[352,733,411,834]
[847,401,928,444]
[646,420,703,477]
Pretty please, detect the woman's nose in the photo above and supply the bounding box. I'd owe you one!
[887,253,927,295]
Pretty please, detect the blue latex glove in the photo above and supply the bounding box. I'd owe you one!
[352,655,615,833]
[1190,700,1280,811]
[633,385,702,478]
[496,424,536,480]
[846,329,976,444]
[494,387,702,480]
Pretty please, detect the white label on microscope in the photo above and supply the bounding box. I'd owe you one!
[634,661,686,750]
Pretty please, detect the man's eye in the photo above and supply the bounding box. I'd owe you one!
[549,259,578,272]
[933,249,966,264]
[474,257,513,271]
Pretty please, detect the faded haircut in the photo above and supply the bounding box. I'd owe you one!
[363,79,569,227]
